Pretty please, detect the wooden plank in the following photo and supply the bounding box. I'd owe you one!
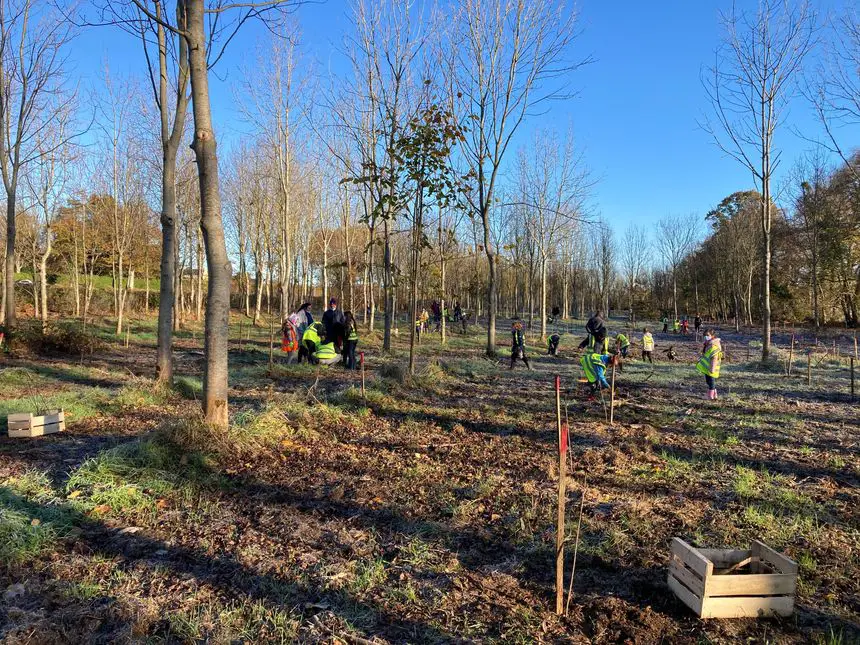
[7,412,33,424]
[706,573,796,597]
[752,540,798,575]
[8,422,64,438]
[28,412,65,428]
[668,574,703,616]
[697,548,750,568]
[669,559,705,596]
[671,538,713,578]
[700,594,794,619]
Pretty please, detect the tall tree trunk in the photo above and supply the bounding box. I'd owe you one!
[4,194,16,326]
[185,0,230,428]
[382,219,392,351]
[408,191,422,374]
[540,255,548,340]
[253,269,263,325]
[195,233,203,320]
[439,214,446,345]
[39,231,50,329]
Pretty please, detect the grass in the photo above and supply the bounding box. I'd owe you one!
[0,470,79,564]
[173,376,203,400]
[0,388,112,428]
[65,437,216,522]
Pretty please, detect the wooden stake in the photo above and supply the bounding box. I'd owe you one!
[360,352,366,402]
[609,362,617,426]
[555,375,566,616]
[787,335,794,376]
[851,357,855,400]
[565,478,586,616]
[125,324,130,348]
[854,334,857,360]
[807,351,811,386]
[269,317,274,366]
[239,319,244,352]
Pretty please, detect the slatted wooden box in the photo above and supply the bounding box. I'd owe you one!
[668,538,798,619]
[7,410,66,438]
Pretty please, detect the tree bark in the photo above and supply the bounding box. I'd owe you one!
[184,0,230,428]
[540,255,548,340]
[4,195,16,326]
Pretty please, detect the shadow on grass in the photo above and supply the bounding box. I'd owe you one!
[0,484,468,643]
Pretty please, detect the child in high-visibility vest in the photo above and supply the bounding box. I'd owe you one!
[580,352,619,395]
[615,332,630,358]
[343,311,359,370]
[510,320,532,370]
[673,318,681,333]
[588,331,610,354]
[642,327,654,363]
[280,318,299,364]
[547,334,561,356]
[697,329,723,400]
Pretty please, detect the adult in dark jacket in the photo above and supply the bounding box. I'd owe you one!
[579,311,606,349]
[322,297,346,350]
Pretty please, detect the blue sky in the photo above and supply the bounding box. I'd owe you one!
[72,0,857,234]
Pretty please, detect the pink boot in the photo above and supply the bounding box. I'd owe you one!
[713,389,718,400]
[708,389,716,400]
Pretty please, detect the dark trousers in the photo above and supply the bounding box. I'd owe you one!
[303,340,318,365]
[705,375,716,389]
[510,347,530,369]
[643,350,653,363]
[344,340,358,370]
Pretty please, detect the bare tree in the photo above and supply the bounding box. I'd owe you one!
[24,101,75,329]
[455,0,586,356]
[121,0,298,428]
[514,128,590,340]
[656,214,699,320]
[589,221,614,317]
[0,0,74,327]
[620,223,650,323]
[805,8,859,180]
[702,0,816,359]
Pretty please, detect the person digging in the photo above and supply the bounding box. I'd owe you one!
[580,351,620,400]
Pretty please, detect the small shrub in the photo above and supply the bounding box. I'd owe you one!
[10,321,104,356]
[379,361,408,384]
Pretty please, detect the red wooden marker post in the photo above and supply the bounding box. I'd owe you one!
[360,352,366,401]
[555,375,567,615]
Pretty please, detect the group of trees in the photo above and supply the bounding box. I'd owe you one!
[0,0,857,425]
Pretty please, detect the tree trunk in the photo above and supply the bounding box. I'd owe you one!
[195,233,203,320]
[253,270,263,325]
[382,219,392,351]
[408,191,422,374]
[157,142,179,382]
[5,194,17,326]
[39,230,50,329]
[540,255,548,340]
[185,0,230,428]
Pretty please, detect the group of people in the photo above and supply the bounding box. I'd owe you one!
[418,301,468,337]
[510,309,723,400]
[281,298,360,369]
[661,314,702,335]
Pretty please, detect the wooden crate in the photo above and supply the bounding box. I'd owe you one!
[668,538,798,619]
[7,410,66,438]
